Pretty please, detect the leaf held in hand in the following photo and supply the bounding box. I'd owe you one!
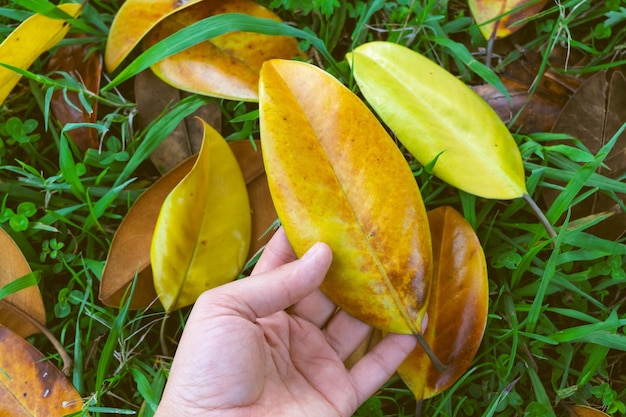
[104,0,205,72]
[398,206,488,400]
[469,0,549,39]
[143,0,305,101]
[0,228,45,338]
[0,324,83,416]
[151,120,251,311]
[259,59,432,334]
[569,405,610,417]
[0,3,82,105]
[347,41,527,200]
[101,140,271,309]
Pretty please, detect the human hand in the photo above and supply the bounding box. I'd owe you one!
[155,228,418,417]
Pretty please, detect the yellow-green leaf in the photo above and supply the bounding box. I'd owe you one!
[259,59,432,334]
[104,0,204,72]
[0,3,82,105]
[0,227,45,338]
[469,0,549,40]
[0,324,83,416]
[347,41,527,200]
[143,0,305,101]
[569,405,611,417]
[398,206,488,400]
[151,120,251,311]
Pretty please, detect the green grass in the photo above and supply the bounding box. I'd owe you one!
[1,0,626,416]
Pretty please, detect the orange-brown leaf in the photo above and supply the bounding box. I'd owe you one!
[0,324,83,416]
[469,0,548,39]
[569,405,611,417]
[143,0,305,101]
[99,140,275,308]
[104,0,205,72]
[398,206,488,399]
[0,228,45,338]
[259,59,432,334]
[47,40,102,152]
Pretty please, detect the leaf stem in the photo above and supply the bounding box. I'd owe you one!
[523,193,557,239]
[413,330,447,372]
[0,300,73,376]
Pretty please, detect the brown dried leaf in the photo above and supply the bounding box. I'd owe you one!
[47,40,102,152]
[471,54,578,134]
[134,70,222,173]
[569,405,611,417]
[548,70,626,240]
[0,324,83,416]
[99,140,276,308]
[0,228,45,338]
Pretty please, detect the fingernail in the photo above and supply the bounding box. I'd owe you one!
[302,242,322,260]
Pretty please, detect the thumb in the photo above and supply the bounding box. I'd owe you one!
[200,242,333,321]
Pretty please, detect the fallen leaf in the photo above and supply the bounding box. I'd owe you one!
[0,324,83,416]
[548,70,626,240]
[259,59,432,334]
[46,39,103,152]
[100,139,273,309]
[0,227,45,338]
[151,120,251,311]
[0,3,82,105]
[397,206,488,400]
[569,405,611,417]
[468,0,549,40]
[471,52,578,134]
[143,0,305,101]
[104,0,205,72]
[134,69,222,173]
[347,41,527,200]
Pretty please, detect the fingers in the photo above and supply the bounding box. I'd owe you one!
[322,310,372,361]
[251,227,297,275]
[288,289,337,327]
[348,333,417,403]
[204,241,333,321]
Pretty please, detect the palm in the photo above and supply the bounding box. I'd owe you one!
[156,229,417,417]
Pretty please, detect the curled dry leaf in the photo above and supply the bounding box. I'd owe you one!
[398,206,488,400]
[47,40,103,152]
[259,59,432,334]
[0,227,45,338]
[468,0,549,40]
[143,0,305,101]
[100,139,274,309]
[0,324,83,416]
[134,69,222,172]
[0,3,82,105]
[151,120,251,311]
[347,41,527,200]
[104,0,204,72]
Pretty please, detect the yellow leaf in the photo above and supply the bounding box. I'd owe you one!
[398,206,488,400]
[0,3,82,105]
[101,140,274,309]
[0,324,83,416]
[347,41,527,200]
[143,0,305,101]
[104,0,205,72]
[259,59,432,334]
[151,120,251,311]
[0,227,45,338]
[469,0,549,40]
